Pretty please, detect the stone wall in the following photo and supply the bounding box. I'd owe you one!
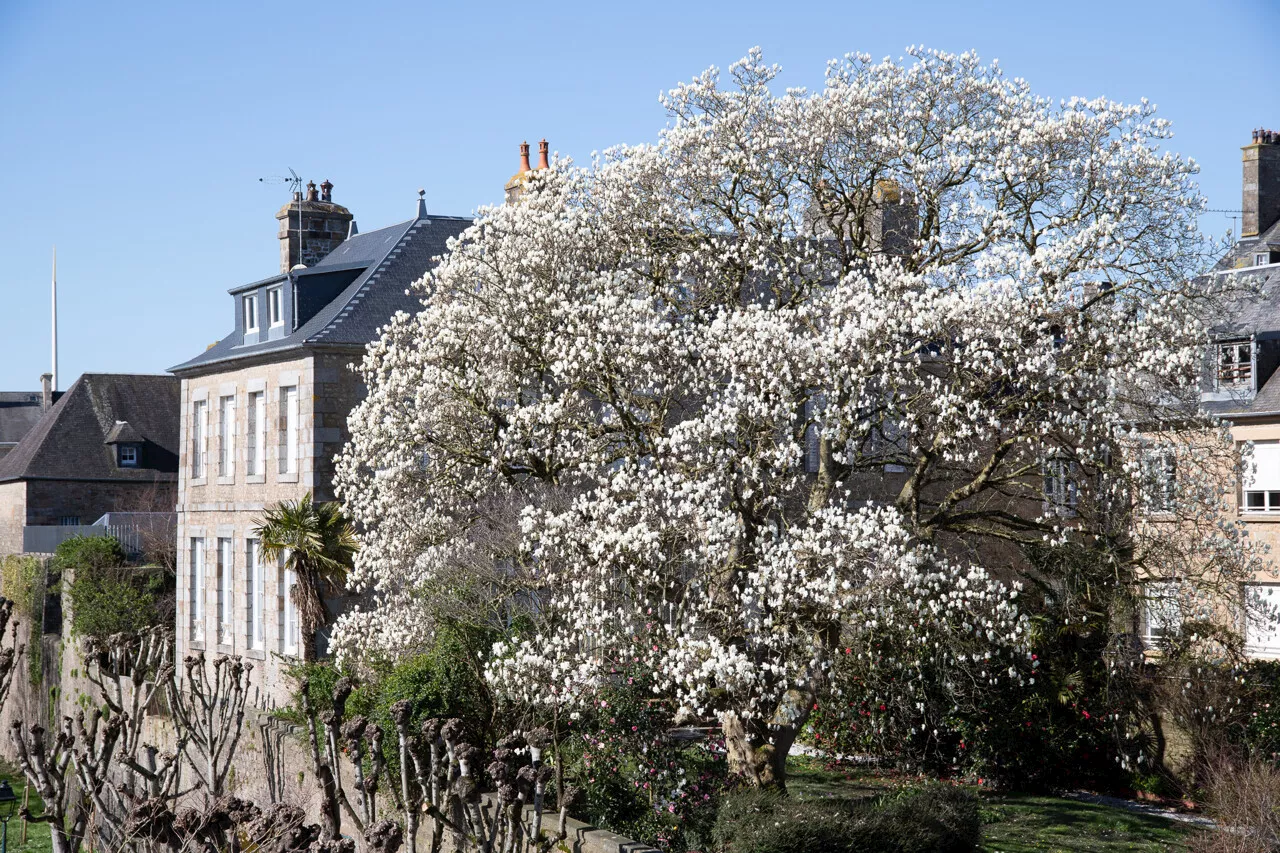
[0,481,27,557]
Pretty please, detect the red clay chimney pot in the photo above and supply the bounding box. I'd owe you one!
[519,141,531,174]
[538,139,550,169]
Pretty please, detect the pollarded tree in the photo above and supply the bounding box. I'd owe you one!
[333,48,1254,787]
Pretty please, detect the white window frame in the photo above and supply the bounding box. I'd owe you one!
[267,286,283,327]
[1218,338,1253,389]
[280,552,299,656]
[118,445,138,467]
[189,538,205,642]
[1243,441,1280,513]
[278,385,298,475]
[1043,456,1080,516]
[191,399,208,480]
[1246,583,1280,657]
[1142,580,1182,646]
[216,538,233,645]
[218,395,236,478]
[247,539,265,650]
[1139,447,1177,514]
[244,294,258,332]
[1257,253,1271,268]
[247,391,266,477]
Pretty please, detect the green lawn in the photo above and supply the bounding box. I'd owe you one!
[787,755,1204,852]
[0,763,52,853]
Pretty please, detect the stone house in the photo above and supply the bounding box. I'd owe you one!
[1143,128,1280,655]
[0,373,179,556]
[168,181,472,705]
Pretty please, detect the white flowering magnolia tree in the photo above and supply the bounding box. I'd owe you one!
[335,48,1253,786]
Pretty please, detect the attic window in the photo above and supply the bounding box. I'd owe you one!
[244,295,259,332]
[1256,252,1275,267]
[118,444,139,467]
[1218,339,1253,388]
[268,286,283,327]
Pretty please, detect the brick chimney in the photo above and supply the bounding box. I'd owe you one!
[275,180,354,271]
[1243,128,1280,238]
[40,373,52,410]
[505,141,533,204]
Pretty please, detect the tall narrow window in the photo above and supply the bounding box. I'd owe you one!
[244,295,258,332]
[246,539,264,650]
[280,553,299,655]
[218,395,235,477]
[268,287,283,327]
[1247,584,1280,655]
[278,386,298,475]
[1142,581,1182,646]
[189,538,205,642]
[191,400,207,479]
[247,391,265,476]
[1140,447,1177,514]
[1043,456,1079,516]
[216,538,233,644]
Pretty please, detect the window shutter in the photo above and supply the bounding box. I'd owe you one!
[1245,442,1280,491]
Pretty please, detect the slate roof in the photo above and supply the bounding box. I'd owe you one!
[169,213,474,374]
[0,374,180,483]
[0,392,60,446]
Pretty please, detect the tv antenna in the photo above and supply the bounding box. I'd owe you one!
[260,168,305,267]
[1206,208,1244,239]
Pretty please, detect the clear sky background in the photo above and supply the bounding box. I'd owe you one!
[0,0,1275,391]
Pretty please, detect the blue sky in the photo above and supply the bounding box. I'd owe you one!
[0,0,1275,391]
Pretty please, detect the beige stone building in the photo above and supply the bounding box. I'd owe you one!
[169,182,470,704]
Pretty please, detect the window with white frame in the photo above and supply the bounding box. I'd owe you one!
[278,385,298,475]
[268,286,283,327]
[1257,253,1272,268]
[1218,339,1253,388]
[218,395,235,477]
[217,538,233,644]
[1140,447,1177,514]
[189,538,205,641]
[1142,580,1182,646]
[117,445,138,467]
[279,552,299,655]
[1043,456,1079,514]
[246,539,264,650]
[244,294,258,332]
[1243,441,1280,512]
[1246,583,1280,656]
[247,391,265,476]
[191,399,207,479]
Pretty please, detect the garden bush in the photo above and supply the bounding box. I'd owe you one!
[711,784,981,853]
[59,536,168,639]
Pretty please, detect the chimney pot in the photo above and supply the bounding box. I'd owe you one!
[519,141,531,174]
[538,139,550,170]
[417,189,428,220]
[320,179,333,203]
[306,180,319,202]
[40,373,52,410]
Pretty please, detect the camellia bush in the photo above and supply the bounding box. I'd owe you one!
[334,46,1256,791]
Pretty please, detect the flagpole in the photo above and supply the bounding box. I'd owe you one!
[51,246,58,392]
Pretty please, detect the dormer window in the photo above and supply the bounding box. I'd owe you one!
[1257,253,1270,267]
[1218,339,1253,388]
[244,295,259,332]
[268,286,283,327]
[118,444,139,467]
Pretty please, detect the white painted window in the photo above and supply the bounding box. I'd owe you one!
[1140,447,1176,514]
[189,538,205,641]
[1043,456,1079,515]
[1218,339,1253,388]
[268,287,283,327]
[191,400,207,479]
[216,538,233,644]
[1142,581,1182,646]
[244,295,258,332]
[1247,583,1280,656]
[1257,253,1271,267]
[278,386,298,475]
[280,552,299,655]
[118,445,138,467]
[218,395,235,478]
[247,391,265,476]
[246,539,264,650]
[1243,441,1280,512]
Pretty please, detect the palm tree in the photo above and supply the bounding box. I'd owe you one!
[254,493,358,661]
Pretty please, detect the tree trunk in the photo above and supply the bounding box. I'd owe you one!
[721,712,791,791]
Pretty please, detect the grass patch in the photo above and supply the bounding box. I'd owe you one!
[787,756,1203,852]
[0,761,52,853]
